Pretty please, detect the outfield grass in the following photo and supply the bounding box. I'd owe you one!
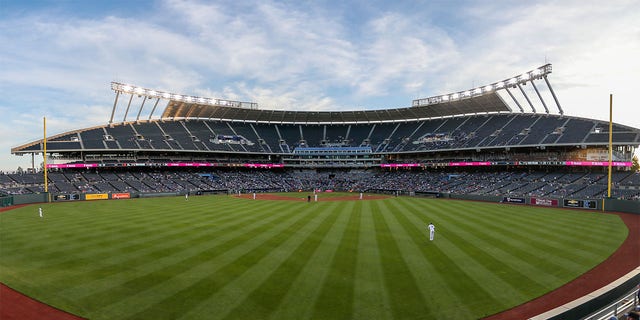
[0,194,627,319]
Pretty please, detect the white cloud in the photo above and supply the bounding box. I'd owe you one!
[0,0,639,171]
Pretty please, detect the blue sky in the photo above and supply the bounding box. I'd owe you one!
[1,0,639,171]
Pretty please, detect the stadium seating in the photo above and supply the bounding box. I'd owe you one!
[1,169,639,200]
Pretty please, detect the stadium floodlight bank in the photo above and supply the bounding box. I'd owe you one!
[411,64,563,115]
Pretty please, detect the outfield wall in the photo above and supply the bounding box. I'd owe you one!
[434,193,640,214]
[3,191,639,214]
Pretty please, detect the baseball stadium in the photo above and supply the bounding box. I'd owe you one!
[1,64,639,319]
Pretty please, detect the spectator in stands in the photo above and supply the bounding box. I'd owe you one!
[626,311,639,320]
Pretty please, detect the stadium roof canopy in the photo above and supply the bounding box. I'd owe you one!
[110,64,558,124]
[159,91,509,123]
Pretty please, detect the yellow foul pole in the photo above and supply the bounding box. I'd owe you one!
[607,95,613,197]
[43,117,49,200]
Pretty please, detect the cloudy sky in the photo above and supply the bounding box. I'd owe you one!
[1,0,639,171]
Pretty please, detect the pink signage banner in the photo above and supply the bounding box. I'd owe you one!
[47,163,99,168]
[565,161,632,167]
[380,163,421,168]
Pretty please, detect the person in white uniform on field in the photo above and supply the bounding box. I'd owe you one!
[39,207,43,218]
[427,222,435,241]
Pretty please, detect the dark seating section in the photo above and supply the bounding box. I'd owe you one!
[80,128,109,149]
[301,125,325,147]
[132,122,171,150]
[324,125,350,145]
[519,116,567,146]
[2,169,638,201]
[368,123,398,152]
[228,122,265,152]
[105,124,139,149]
[556,118,594,144]
[251,123,280,153]
[465,115,514,148]
[159,121,194,151]
[182,121,215,151]
[386,121,422,152]
[346,124,373,147]
[277,124,302,148]
[486,115,538,147]
[33,113,636,156]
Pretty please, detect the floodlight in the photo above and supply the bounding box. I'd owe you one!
[172,94,182,101]
[148,90,157,97]
[162,92,171,99]
[122,85,132,93]
[411,63,554,107]
[134,87,145,95]
[198,97,206,103]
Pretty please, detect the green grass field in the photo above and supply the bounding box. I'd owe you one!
[0,194,628,319]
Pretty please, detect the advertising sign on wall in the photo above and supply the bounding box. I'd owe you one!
[85,193,109,200]
[502,197,525,204]
[531,198,558,207]
[563,199,597,209]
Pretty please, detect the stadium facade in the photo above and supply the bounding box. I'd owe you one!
[10,64,639,170]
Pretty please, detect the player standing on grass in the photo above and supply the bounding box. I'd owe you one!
[428,222,435,241]
[39,207,43,218]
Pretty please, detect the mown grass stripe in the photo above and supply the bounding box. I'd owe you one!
[266,202,358,320]
[8,197,288,282]
[426,200,608,265]
[308,202,361,320]
[214,202,349,320]
[426,199,621,273]
[77,200,314,316]
[57,200,292,299]
[376,199,470,318]
[0,199,241,257]
[401,199,567,288]
[439,207,583,282]
[352,203,393,320]
[371,201,431,320]
[437,200,621,253]
[114,201,330,320]
[388,199,509,314]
